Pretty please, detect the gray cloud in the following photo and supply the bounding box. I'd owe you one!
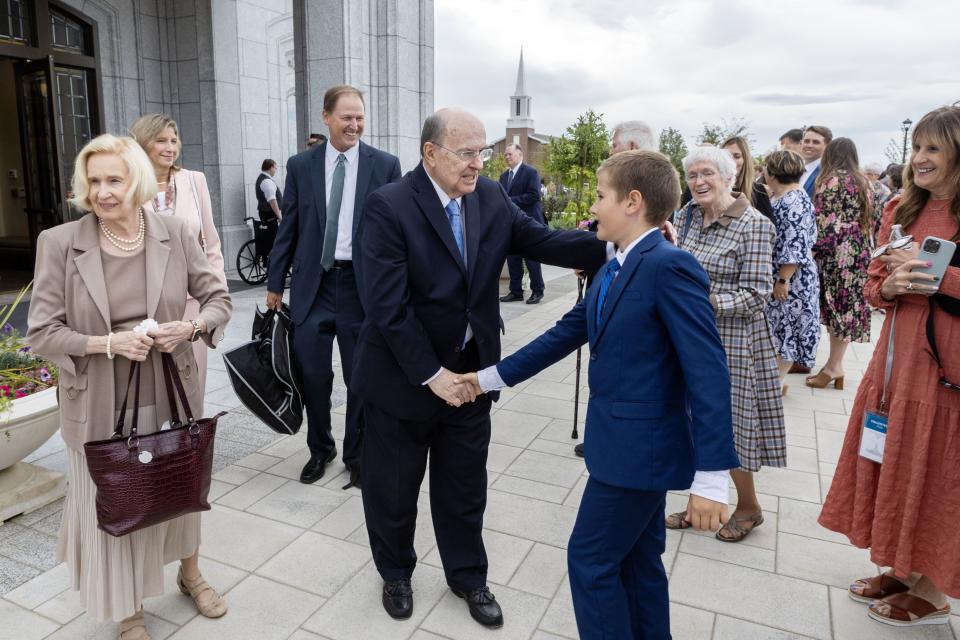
[747,92,880,106]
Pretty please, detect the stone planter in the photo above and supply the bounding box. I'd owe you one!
[0,387,66,522]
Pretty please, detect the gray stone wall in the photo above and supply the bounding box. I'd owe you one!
[294,0,434,170]
[61,0,432,275]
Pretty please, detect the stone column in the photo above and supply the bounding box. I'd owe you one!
[294,0,433,170]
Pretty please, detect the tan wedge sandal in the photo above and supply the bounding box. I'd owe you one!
[177,567,228,618]
[716,511,764,542]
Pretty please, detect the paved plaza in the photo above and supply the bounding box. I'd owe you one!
[1,265,958,639]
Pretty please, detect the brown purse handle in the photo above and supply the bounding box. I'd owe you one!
[112,353,196,442]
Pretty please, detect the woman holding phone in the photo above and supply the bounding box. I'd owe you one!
[818,106,960,628]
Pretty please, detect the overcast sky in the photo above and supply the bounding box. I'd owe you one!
[433,0,960,166]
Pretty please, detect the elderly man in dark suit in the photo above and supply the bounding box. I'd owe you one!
[352,108,608,628]
[266,85,401,488]
[498,143,546,304]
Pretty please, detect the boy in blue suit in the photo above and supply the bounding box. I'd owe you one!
[461,150,739,639]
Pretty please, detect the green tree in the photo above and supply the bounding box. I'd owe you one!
[481,152,507,180]
[658,127,688,176]
[545,109,610,218]
[696,116,752,146]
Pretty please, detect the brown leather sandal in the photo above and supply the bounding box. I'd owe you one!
[715,511,764,542]
[177,567,228,618]
[664,510,693,530]
[848,573,910,604]
[119,609,151,640]
[868,592,951,627]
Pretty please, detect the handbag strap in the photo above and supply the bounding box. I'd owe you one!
[161,352,195,424]
[926,297,946,376]
[113,361,142,437]
[679,202,696,246]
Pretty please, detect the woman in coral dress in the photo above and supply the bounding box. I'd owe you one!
[819,106,960,628]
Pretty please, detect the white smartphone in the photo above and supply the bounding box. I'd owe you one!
[913,236,957,287]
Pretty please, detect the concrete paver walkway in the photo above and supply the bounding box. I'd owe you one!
[2,265,958,639]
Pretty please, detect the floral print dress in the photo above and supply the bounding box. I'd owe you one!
[767,188,820,367]
[812,171,873,343]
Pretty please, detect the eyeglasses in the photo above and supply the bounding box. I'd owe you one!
[685,169,717,181]
[938,374,960,393]
[433,143,494,163]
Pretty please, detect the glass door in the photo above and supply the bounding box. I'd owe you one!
[15,55,63,253]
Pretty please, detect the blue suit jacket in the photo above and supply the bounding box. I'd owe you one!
[351,163,607,422]
[497,230,740,491]
[266,140,402,324]
[498,163,544,223]
[803,166,820,199]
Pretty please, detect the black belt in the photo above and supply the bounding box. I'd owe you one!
[332,260,352,269]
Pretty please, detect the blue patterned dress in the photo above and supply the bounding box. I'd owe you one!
[766,188,820,367]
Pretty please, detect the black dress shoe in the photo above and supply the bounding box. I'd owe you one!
[341,464,362,490]
[452,586,503,628]
[299,447,337,484]
[382,579,413,619]
[526,292,544,304]
[574,443,584,458]
[499,292,524,302]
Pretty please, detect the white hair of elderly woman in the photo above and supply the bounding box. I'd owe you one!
[682,146,738,182]
[612,121,655,151]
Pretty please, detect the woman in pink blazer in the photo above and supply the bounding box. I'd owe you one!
[131,114,227,403]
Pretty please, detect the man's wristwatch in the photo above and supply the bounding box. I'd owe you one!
[777,277,788,285]
[189,319,203,342]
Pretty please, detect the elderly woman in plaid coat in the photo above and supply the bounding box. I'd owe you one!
[666,146,787,542]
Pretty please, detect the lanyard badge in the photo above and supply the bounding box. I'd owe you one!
[860,306,897,464]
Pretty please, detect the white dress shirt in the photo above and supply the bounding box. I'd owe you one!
[477,226,730,504]
[325,142,360,261]
[800,158,820,189]
[422,171,472,385]
[259,172,279,202]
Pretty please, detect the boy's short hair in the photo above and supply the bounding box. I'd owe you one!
[598,150,680,225]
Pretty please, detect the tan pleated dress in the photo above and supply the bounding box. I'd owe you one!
[57,251,201,622]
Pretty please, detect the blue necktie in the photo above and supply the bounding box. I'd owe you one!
[446,199,466,264]
[507,169,515,189]
[595,259,621,326]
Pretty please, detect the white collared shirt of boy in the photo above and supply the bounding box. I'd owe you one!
[477,227,730,505]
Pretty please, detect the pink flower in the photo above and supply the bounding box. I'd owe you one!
[0,385,10,397]
[39,368,52,383]
[15,389,27,398]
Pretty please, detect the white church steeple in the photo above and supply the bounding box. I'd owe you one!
[507,48,533,129]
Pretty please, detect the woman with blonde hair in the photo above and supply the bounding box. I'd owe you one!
[721,135,774,221]
[130,114,226,400]
[819,105,960,627]
[805,137,874,389]
[27,134,232,639]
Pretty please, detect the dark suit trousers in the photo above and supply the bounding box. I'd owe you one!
[507,255,545,295]
[568,477,670,640]
[362,341,491,591]
[292,265,364,465]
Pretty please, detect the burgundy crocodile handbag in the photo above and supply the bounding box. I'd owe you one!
[84,353,225,537]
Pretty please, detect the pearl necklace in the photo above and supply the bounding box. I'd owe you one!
[98,209,145,252]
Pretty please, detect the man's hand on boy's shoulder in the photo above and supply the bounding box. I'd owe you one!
[684,494,729,532]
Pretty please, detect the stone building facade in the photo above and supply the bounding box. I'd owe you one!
[0,0,433,275]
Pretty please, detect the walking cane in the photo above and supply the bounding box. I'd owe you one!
[571,273,586,439]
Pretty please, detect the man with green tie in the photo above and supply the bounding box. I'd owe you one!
[266,85,402,488]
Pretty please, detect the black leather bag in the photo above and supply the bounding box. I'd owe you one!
[222,304,304,434]
[84,353,223,537]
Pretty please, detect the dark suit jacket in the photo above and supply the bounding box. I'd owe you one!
[352,163,607,421]
[267,140,402,324]
[496,230,740,490]
[498,163,544,223]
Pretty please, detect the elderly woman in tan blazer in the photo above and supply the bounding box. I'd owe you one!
[27,134,232,640]
[130,114,227,403]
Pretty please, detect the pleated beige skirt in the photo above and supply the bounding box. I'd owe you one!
[57,406,202,622]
